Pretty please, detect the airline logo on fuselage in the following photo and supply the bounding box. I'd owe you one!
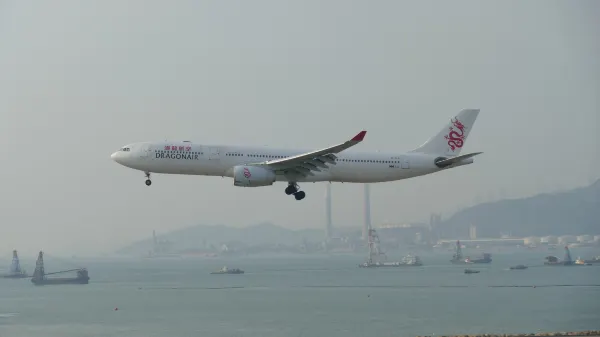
[155,152,199,160]
[156,145,199,160]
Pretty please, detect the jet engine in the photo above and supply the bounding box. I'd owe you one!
[233,165,276,187]
[434,156,450,168]
[434,155,475,169]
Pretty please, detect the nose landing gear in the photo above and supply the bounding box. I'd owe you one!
[144,172,152,186]
[285,182,305,200]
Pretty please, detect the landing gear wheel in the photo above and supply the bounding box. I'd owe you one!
[145,179,152,186]
[285,183,298,195]
[294,191,306,200]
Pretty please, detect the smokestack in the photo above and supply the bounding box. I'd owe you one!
[325,183,333,240]
[363,184,371,240]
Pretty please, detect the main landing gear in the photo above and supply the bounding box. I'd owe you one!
[285,182,305,201]
[144,172,152,186]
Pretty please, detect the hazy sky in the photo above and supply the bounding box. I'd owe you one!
[1,0,598,256]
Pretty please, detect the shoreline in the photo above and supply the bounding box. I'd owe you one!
[416,331,600,337]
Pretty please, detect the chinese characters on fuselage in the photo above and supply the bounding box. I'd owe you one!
[156,145,199,160]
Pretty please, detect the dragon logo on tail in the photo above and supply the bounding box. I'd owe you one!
[243,167,252,178]
[444,118,467,152]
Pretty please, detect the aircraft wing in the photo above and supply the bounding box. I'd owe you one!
[256,130,367,177]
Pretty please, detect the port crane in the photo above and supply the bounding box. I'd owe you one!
[1,250,28,279]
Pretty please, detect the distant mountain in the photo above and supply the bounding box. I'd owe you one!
[116,222,324,255]
[439,180,600,238]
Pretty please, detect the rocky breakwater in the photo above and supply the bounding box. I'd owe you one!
[416,331,600,337]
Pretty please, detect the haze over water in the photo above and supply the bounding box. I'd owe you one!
[1,250,599,337]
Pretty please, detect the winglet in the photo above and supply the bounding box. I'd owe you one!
[351,130,367,142]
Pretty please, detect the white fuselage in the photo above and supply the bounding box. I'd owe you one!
[111,141,472,184]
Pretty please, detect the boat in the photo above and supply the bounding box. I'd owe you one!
[145,252,181,259]
[144,230,180,259]
[509,264,528,270]
[401,254,423,266]
[544,255,562,265]
[359,254,424,268]
[464,269,480,274]
[584,256,600,264]
[544,246,588,266]
[574,257,591,266]
[30,251,89,285]
[210,266,244,274]
[358,229,424,268]
[450,240,473,264]
[470,253,492,264]
[1,250,28,279]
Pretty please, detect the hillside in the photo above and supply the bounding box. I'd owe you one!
[116,222,324,255]
[439,180,600,238]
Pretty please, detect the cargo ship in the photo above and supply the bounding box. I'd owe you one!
[210,266,244,274]
[464,269,480,274]
[544,246,589,266]
[1,250,28,279]
[359,229,423,268]
[359,254,423,268]
[144,230,181,259]
[30,251,89,285]
[450,240,473,264]
[450,240,491,264]
[470,253,492,263]
[584,256,600,264]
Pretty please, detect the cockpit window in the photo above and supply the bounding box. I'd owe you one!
[121,147,130,152]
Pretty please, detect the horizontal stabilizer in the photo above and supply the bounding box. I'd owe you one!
[434,152,483,168]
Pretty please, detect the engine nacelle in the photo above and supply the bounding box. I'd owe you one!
[434,156,450,168]
[233,165,276,187]
[434,156,474,168]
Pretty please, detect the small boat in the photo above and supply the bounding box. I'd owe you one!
[210,266,244,274]
[575,257,591,266]
[510,264,528,270]
[464,269,480,274]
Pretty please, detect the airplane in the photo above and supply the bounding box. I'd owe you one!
[111,109,481,201]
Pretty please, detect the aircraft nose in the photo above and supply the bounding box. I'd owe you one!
[111,151,120,162]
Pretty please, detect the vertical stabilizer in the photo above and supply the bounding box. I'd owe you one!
[412,109,480,157]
